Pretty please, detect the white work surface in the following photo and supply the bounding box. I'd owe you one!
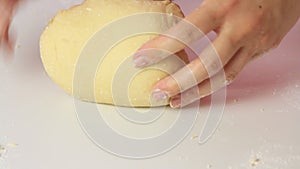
[0,0,300,169]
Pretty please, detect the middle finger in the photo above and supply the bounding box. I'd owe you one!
[151,32,241,101]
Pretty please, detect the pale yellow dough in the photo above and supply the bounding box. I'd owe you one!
[40,0,188,107]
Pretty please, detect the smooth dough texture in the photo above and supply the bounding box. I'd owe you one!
[40,0,188,107]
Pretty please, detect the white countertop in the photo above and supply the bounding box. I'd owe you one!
[0,0,299,169]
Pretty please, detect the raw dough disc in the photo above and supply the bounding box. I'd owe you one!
[40,0,188,107]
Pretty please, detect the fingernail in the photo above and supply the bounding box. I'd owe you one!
[170,97,181,108]
[151,89,169,102]
[133,56,149,68]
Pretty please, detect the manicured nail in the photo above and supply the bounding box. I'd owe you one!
[133,56,149,68]
[151,89,169,102]
[170,97,181,108]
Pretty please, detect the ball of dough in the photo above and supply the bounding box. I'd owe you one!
[40,0,188,107]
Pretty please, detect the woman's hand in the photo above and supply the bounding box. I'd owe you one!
[0,0,18,50]
[132,0,300,108]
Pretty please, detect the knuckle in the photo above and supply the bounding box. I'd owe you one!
[226,33,242,46]
[259,35,270,47]
[202,0,240,20]
[259,35,279,51]
[252,12,265,26]
[242,12,265,35]
[218,0,239,15]
[207,60,222,74]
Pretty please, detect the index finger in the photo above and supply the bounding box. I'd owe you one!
[151,31,241,101]
[132,3,219,68]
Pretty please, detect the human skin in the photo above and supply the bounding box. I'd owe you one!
[132,0,300,108]
[1,0,300,108]
[0,0,18,50]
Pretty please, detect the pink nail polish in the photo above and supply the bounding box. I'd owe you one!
[133,56,149,68]
[151,89,169,102]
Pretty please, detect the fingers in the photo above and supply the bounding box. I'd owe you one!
[2,3,11,45]
[0,0,18,50]
[169,47,252,108]
[0,20,14,56]
[0,19,12,55]
[3,22,14,51]
[133,5,219,68]
[151,32,241,103]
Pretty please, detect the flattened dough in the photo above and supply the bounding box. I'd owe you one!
[40,0,188,107]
